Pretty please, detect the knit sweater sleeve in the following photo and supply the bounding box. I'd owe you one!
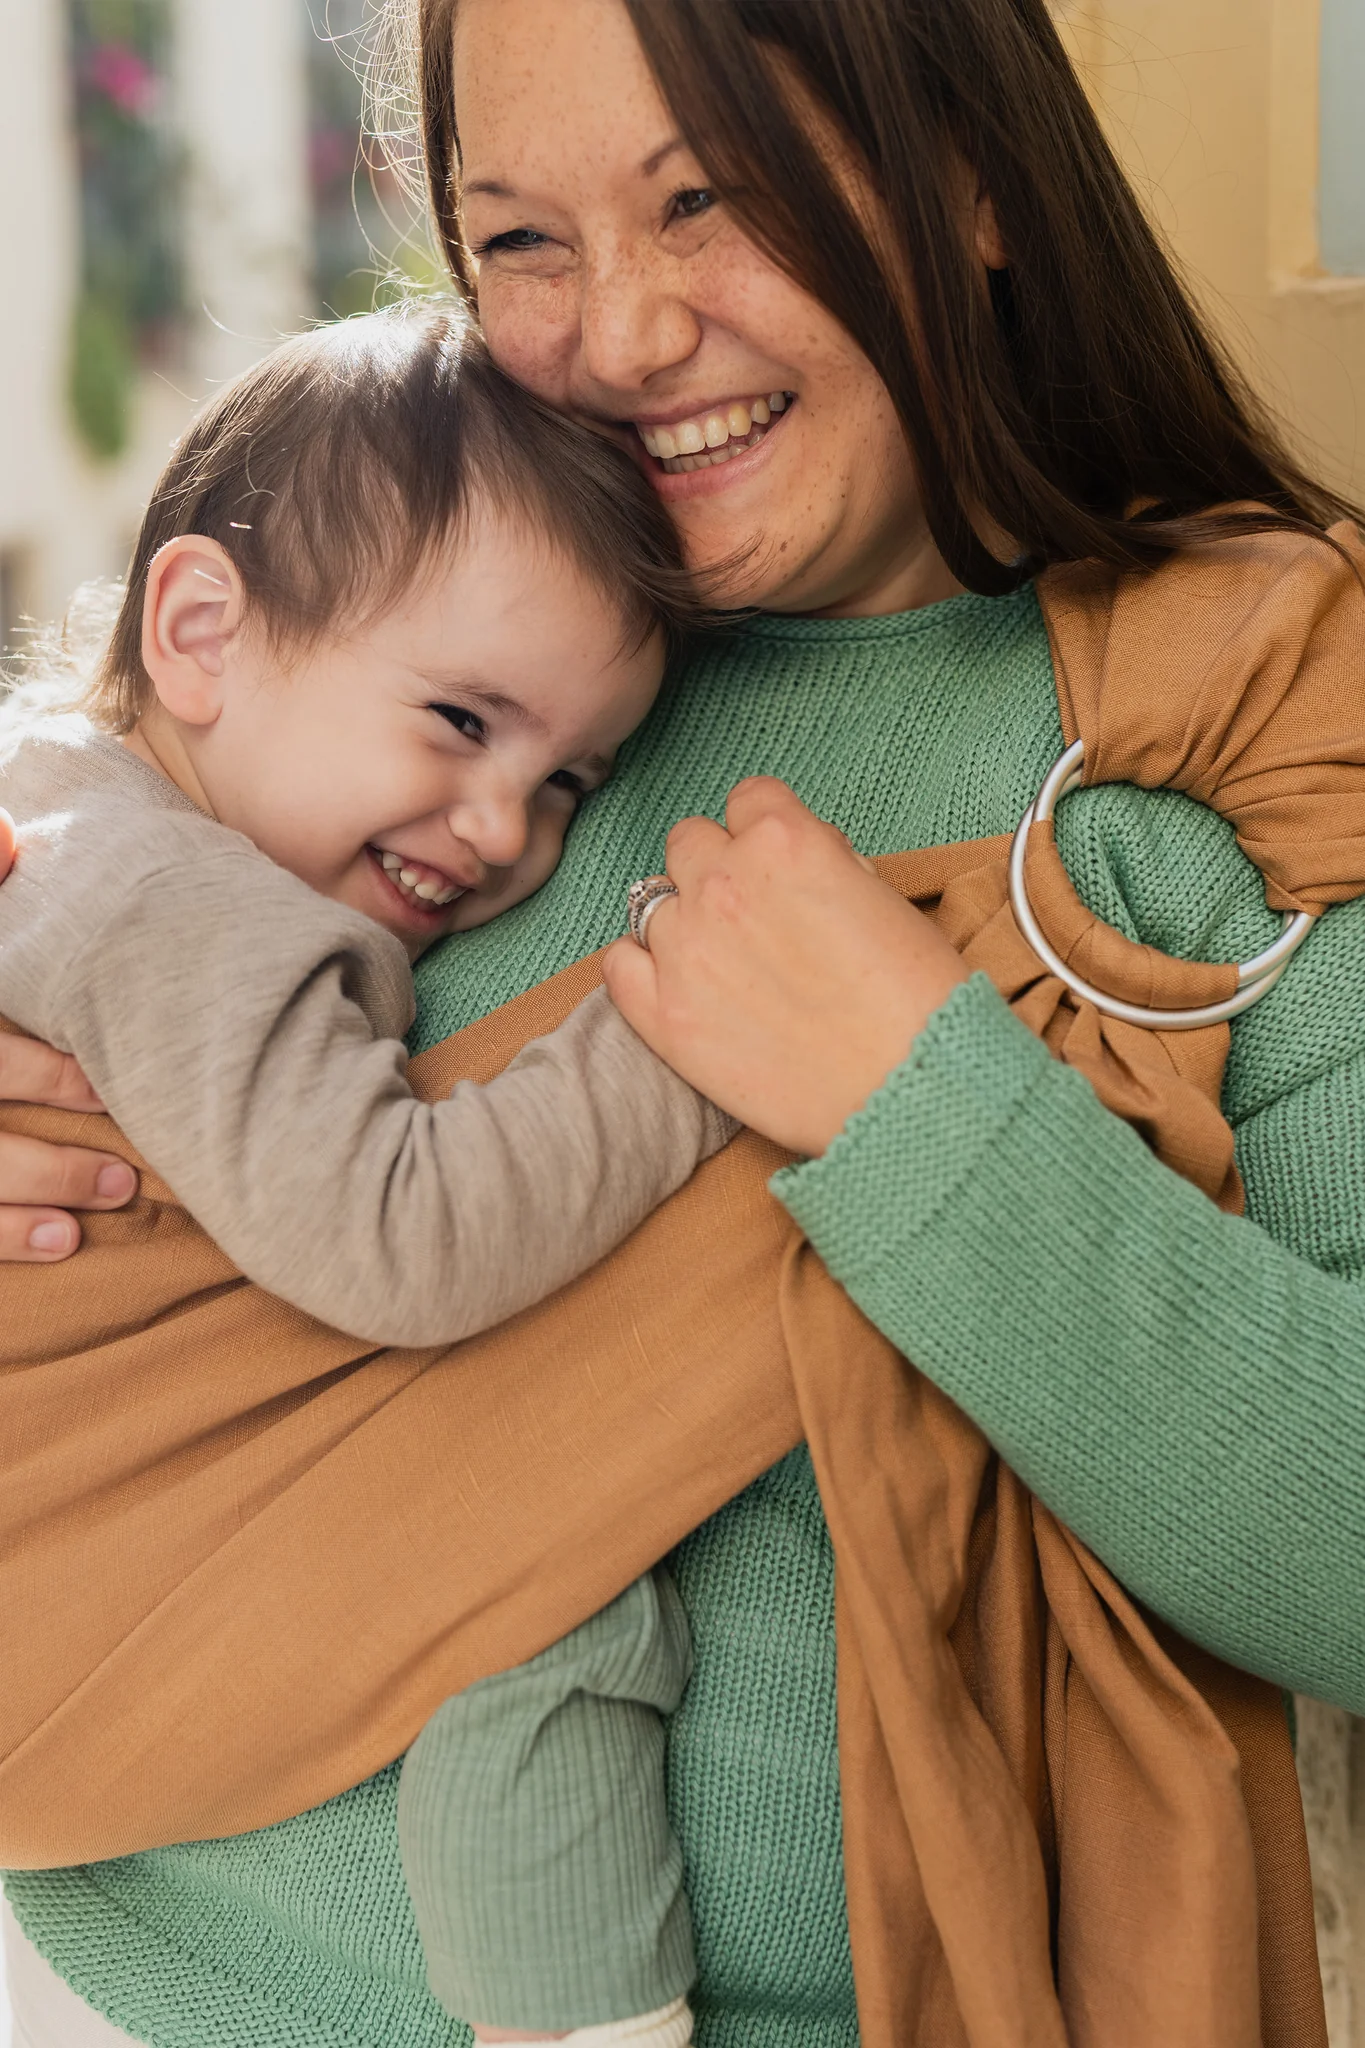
[773,937,1365,1714]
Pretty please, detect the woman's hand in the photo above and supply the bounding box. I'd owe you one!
[602,778,969,1156]
[0,809,138,1259]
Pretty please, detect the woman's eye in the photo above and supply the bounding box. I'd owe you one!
[474,227,549,256]
[429,704,485,741]
[668,186,716,224]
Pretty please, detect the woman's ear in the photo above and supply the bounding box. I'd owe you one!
[141,537,247,726]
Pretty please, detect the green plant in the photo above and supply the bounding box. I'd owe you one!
[67,0,183,460]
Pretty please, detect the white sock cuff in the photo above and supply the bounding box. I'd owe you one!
[563,1997,693,2048]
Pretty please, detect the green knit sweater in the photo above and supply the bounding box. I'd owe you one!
[7,585,1365,2047]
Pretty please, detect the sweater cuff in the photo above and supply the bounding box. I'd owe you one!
[772,973,1055,1272]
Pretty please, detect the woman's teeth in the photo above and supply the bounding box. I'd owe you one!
[637,392,790,473]
[377,848,463,908]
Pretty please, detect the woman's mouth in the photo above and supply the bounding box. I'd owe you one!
[368,845,467,914]
[635,392,793,475]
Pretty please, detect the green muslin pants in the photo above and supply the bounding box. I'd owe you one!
[397,1569,695,2033]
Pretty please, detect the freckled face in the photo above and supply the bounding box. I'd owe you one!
[453,0,950,620]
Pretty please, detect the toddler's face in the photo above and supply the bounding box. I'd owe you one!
[192,520,664,960]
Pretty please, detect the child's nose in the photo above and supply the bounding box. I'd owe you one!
[447,793,530,871]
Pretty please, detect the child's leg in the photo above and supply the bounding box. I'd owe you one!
[398,1568,694,2040]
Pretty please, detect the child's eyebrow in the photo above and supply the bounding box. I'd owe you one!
[417,674,548,732]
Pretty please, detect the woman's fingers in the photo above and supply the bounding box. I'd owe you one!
[601,931,661,1034]
[0,807,16,876]
[0,1126,137,1210]
[662,810,731,889]
[0,1032,138,1262]
[0,1031,107,1113]
[0,1128,138,1261]
[607,777,969,1156]
[722,775,813,835]
[0,1199,84,1261]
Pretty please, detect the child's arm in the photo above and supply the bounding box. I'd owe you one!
[3,811,734,1346]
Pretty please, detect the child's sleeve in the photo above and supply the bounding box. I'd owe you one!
[38,839,735,1347]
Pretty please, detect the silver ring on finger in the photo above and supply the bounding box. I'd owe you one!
[627,874,679,951]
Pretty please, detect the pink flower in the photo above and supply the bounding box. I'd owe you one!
[86,43,159,120]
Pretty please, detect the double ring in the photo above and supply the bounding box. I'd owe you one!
[627,874,679,950]
[1009,739,1317,1030]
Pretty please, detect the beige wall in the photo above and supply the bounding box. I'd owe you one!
[1056,0,1365,501]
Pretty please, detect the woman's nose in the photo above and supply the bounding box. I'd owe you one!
[578,240,702,394]
[447,793,530,872]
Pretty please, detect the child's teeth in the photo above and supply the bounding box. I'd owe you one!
[399,868,420,887]
[381,851,402,871]
[434,886,460,906]
[414,880,441,901]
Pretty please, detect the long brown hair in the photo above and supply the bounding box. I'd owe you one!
[411,0,1361,595]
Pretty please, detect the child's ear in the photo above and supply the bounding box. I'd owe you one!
[141,537,247,726]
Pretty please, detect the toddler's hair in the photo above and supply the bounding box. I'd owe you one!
[88,300,698,733]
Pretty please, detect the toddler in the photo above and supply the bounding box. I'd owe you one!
[0,305,718,2048]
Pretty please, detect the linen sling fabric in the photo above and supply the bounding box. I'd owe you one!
[4,525,1364,2044]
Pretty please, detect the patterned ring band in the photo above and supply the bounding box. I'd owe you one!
[627,874,680,950]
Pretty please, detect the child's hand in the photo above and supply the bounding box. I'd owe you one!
[602,777,968,1157]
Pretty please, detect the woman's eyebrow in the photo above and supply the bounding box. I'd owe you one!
[640,137,686,178]
[464,137,686,203]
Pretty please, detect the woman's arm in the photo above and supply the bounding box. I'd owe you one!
[776,972,1365,1710]
[605,778,1365,1711]
[0,813,138,1261]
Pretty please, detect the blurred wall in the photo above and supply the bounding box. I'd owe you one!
[0,0,312,641]
[1057,0,1365,502]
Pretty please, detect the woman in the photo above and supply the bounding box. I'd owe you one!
[4,1,1364,2042]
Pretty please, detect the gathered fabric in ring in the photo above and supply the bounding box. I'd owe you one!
[627,875,679,950]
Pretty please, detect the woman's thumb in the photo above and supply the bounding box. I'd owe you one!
[0,809,16,880]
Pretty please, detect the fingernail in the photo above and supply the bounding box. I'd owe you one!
[29,1221,75,1254]
[96,1163,136,1201]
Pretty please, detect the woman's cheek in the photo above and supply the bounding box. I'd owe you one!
[478,277,579,409]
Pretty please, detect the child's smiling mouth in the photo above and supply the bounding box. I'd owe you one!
[367,844,468,914]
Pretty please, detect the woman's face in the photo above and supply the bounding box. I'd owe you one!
[453,0,957,618]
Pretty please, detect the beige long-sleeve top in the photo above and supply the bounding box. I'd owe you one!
[0,718,732,1347]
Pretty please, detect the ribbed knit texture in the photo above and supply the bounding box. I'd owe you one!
[398,1569,695,2030]
[8,580,1364,2043]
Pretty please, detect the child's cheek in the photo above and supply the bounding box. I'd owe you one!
[446,801,577,933]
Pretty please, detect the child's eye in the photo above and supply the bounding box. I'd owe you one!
[546,769,587,798]
[429,703,485,741]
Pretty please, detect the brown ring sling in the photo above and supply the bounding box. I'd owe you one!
[5,521,1363,2046]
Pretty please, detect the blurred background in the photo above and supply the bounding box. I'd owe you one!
[0,0,437,652]
[0,0,1363,2040]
